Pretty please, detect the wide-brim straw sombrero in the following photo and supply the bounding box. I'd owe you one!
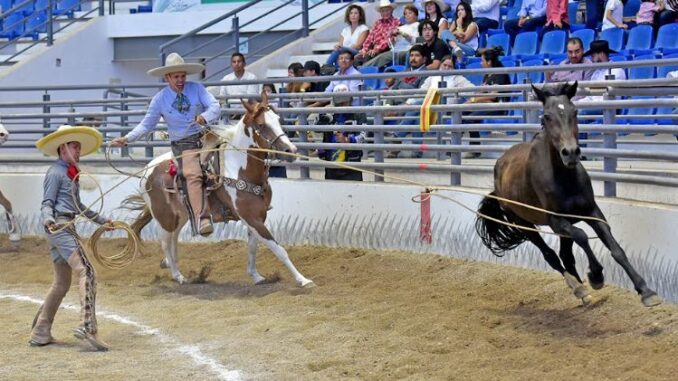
[147,52,204,77]
[36,125,103,157]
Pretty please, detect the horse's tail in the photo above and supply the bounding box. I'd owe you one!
[475,192,527,256]
[122,193,152,239]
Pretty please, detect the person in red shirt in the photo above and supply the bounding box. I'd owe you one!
[542,0,569,35]
[355,0,400,65]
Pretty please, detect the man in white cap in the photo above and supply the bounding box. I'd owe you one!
[31,125,112,351]
[111,52,221,236]
[355,0,400,65]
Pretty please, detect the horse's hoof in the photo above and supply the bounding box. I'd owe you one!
[573,285,590,300]
[9,233,20,242]
[160,259,168,269]
[254,278,267,285]
[299,279,315,288]
[642,292,662,307]
[587,271,605,290]
[174,275,186,285]
[581,294,594,307]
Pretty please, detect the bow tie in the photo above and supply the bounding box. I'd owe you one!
[67,164,80,181]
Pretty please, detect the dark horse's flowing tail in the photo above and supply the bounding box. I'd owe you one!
[475,192,528,256]
[122,193,153,239]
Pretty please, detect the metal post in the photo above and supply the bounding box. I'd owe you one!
[67,105,76,125]
[602,81,617,197]
[298,113,310,179]
[525,91,539,142]
[232,16,240,53]
[42,93,50,133]
[523,78,533,142]
[47,0,54,46]
[120,90,129,158]
[450,96,461,186]
[98,0,104,16]
[436,81,446,161]
[301,0,309,37]
[373,100,386,183]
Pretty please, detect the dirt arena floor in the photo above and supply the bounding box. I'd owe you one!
[2,236,678,380]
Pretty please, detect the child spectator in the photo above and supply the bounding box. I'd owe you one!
[602,0,629,30]
[636,0,664,25]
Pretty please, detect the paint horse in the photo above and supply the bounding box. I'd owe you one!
[475,82,661,307]
[0,123,20,243]
[127,91,313,287]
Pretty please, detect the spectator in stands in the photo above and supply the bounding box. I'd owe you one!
[387,45,429,159]
[542,0,570,34]
[658,0,678,26]
[602,0,629,30]
[262,83,279,109]
[419,54,475,93]
[503,0,547,44]
[463,46,511,158]
[636,0,664,26]
[302,60,329,93]
[355,0,400,66]
[367,4,420,69]
[264,82,287,178]
[441,1,480,60]
[585,0,605,29]
[546,37,593,88]
[423,0,449,37]
[326,4,370,68]
[286,62,305,94]
[414,0,454,16]
[310,49,363,108]
[419,20,448,70]
[219,52,259,99]
[471,0,501,33]
[315,84,366,181]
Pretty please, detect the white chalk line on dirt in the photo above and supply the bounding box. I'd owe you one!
[0,292,242,381]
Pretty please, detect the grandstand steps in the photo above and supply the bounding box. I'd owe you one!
[287,54,330,66]
[311,42,336,54]
[265,68,290,79]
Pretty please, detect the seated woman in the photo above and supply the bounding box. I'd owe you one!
[367,4,420,68]
[440,1,479,60]
[423,0,449,37]
[462,46,511,158]
[326,4,370,68]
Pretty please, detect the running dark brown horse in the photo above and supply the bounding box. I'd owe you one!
[475,82,661,307]
[127,91,313,287]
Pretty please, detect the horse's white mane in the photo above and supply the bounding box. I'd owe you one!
[208,123,238,143]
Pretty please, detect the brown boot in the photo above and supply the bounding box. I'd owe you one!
[29,260,71,346]
[199,218,213,237]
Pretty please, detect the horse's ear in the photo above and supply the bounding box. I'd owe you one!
[240,98,254,113]
[564,81,578,100]
[260,88,268,105]
[531,84,547,104]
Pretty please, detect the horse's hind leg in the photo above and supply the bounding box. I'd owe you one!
[247,222,313,287]
[246,229,266,285]
[0,191,19,242]
[587,207,661,307]
[159,227,186,284]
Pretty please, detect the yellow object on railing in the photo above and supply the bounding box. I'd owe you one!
[419,86,441,132]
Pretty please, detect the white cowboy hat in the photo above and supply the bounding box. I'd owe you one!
[35,125,103,157]
[376,0,394,10]
[147,52,205,77]
[423,0,446,11]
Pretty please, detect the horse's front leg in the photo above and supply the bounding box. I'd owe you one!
[159,227,186,284]
[587,206,661,307]
[246,221,313,287]
[558,237,583,284]
[247,229,266,285]
[550,216,605,289]
[0,191,19,242]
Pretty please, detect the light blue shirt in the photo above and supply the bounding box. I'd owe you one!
[325,66,363,106]
[126,82,221,142]
[517,0,547,18]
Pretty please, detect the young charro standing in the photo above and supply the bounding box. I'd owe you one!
[31,125,112,351]
[111,53,221,236]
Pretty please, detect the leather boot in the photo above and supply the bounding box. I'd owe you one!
[29,260,71,346]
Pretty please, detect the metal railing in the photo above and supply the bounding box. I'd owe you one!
[1,59,677,199]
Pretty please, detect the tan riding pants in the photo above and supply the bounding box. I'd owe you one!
[179,148,206,225]
[30,248,98,344]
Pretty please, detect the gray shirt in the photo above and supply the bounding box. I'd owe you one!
[41,159,107,226]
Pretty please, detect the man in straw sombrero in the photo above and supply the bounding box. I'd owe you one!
[31,125,112,351]
[111,52,221,236]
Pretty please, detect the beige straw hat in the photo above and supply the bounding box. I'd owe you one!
[147,52,204,77]
[35,125,103,157]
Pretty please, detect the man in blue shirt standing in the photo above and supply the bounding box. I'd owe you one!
[111,53,221,236]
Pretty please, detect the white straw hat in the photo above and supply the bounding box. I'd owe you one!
[35,125,103,157]
[147,52,205,77]
[376,0,394,10]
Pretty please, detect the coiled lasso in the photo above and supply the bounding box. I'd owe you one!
[87,221,140,270]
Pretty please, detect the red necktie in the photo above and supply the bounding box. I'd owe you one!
[67,164,80,182]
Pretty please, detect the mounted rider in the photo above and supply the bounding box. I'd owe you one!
[111,52,221,236]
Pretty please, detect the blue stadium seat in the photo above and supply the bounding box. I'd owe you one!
[507,0,522,20]
[386,65,406,72]
[600,27,625,53]
[623,0,641,18]
[511,31,538,59]
[539,30,567,58]
[487,33,510,55]
[359,66,380,90]
[568,2,585,31]
[35,0,52,11]
[25,11,47,40]
[15,0,34,16]
[655,24,678,54]
[609,54,627,62]
[54,0,81,18]
[0,13,24,40]
[657,53,678,78]
[464,61,485,86]
[501,58,517,84]
[571,28,595,52]
[628,55,656,80]
[0,0,13,12]
[619,96,656,126]
[516,59,544,84]
[623,24,653,56]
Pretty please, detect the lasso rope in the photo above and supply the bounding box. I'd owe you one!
[88,221,140,270]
